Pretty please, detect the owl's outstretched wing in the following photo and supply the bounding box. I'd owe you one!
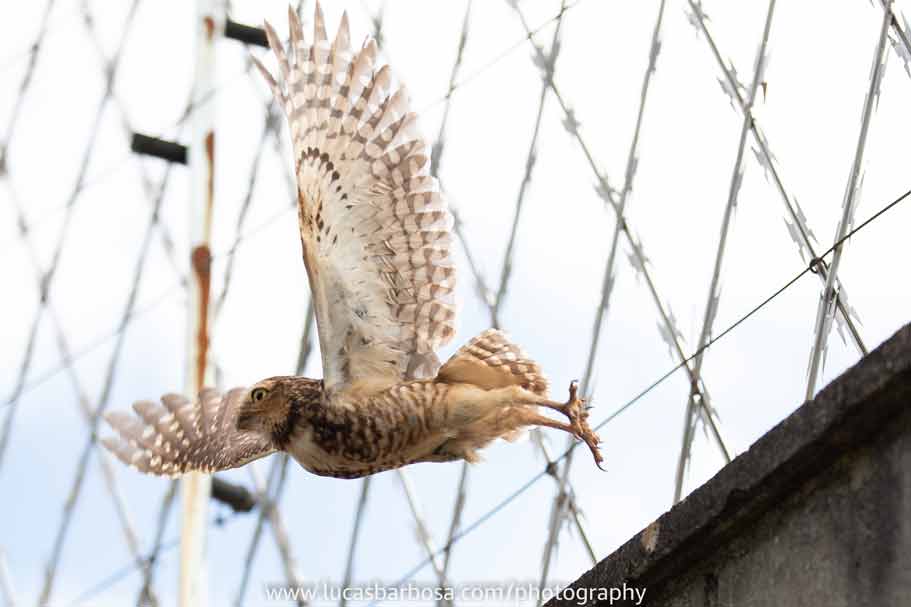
[254,3,456,391]
[102,388,276,476]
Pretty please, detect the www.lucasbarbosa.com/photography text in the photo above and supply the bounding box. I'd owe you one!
[264,579,647,605]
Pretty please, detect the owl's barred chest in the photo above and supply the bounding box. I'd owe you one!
[284,380,453,478]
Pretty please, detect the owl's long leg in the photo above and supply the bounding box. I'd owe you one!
[509,405,604,469]
[440,381,603,467]
[531,380,587,426]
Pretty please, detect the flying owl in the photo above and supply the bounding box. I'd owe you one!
[102,3,603,479]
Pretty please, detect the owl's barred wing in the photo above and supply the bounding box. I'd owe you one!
[254,3,456,390]
[101,388,276,476]
[438,329,550,396]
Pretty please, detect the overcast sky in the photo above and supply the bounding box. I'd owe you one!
[2,0,910,605]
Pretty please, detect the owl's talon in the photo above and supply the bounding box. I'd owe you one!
[558,380,603,468]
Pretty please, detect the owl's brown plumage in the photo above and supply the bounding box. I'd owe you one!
[102,3,603,479]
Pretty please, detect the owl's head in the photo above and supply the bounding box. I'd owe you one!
[235,377,288,435]
[235,376,322,443]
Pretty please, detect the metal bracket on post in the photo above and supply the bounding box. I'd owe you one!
[224,19,268,48]
[131,133,188,164]
[211,476,257,513]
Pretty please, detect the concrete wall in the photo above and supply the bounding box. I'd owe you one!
[547,324,911,607]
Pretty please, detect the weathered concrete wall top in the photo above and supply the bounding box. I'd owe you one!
[547,323,911,607]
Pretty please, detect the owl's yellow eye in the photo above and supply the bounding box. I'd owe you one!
[251,387,268,403]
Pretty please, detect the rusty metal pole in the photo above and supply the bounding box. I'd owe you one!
[180,1,219,605]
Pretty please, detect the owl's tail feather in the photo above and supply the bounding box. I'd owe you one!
[436,329,549,396]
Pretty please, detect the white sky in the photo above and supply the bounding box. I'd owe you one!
[1,0,910,605]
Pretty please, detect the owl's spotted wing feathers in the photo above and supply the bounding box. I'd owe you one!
[438,329,550,396]
[102,388,275,476]
[254,2,456,390]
